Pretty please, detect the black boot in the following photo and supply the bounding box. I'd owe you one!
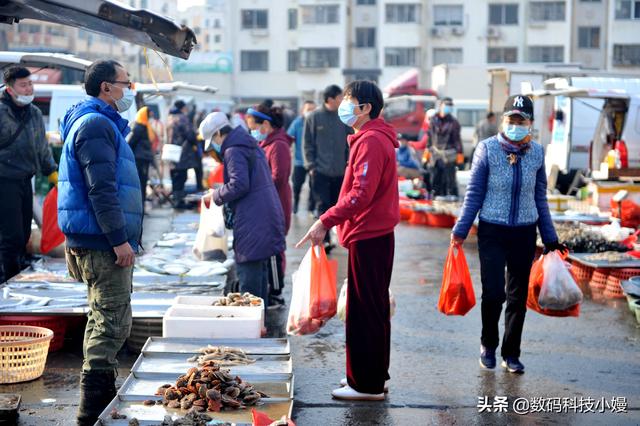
[77,370,116,426]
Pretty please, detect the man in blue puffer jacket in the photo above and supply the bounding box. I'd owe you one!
[57,60,142,426]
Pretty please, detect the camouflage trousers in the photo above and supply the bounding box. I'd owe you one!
[66,248,133,373]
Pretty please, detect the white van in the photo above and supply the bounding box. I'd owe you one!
[453,100,489,161]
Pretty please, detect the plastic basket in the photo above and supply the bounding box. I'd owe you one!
[427,213,456,228]
[0,315,68,352]
[409,211,429,225]
[571,263,594,286]
[604,275,625,299]
[0,325,53,384]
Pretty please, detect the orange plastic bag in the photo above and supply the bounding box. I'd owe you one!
[252,408,296,426]
[438,245,476,315]
[40,187,65,254]
[309,245,338,321]
[527,252,580,317]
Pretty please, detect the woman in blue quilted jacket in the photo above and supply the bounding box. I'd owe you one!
[451,94,566,375]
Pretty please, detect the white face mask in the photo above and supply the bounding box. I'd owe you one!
[108,84,135,112]
[14,94,34,106]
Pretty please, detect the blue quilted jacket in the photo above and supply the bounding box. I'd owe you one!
[58,97,143,252]
[452,135,558,244]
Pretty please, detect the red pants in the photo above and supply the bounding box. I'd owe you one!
[346,232,394,394]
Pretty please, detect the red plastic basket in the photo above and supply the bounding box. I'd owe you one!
[409,211,429,225]
[0,315,68,352]
[589,269,610,298]
[571,263,594,286]
[604,275,625,299]
[427,213,456,228]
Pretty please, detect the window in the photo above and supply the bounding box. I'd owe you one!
[357,0,376,4]
[529,45,564,62]
[530,1,566,21]
[288,8,298,29]
[433,48,463,64]
[288,50,299,71]
[355,28,376,48]
[487,47,518,63]
[385,47,419,66]
[22,24,41,34]
[301,5,339,24]
[456,109,487,127]
[613,44,640,65]
[46,26,65,36]
[141,0,148,9]
[299,48,339,68]
[578,27,600,49]
[489,4,518,25]
[214,35,221,43]
[241,50,268,71]
[386,4,421,23]
[433,5,463,26]
[615,0,640,19]
[241,10,268,29]
[214,19,221,28]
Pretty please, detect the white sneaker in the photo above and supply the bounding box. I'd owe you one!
[331,385,385,401]
[339,378,389,393]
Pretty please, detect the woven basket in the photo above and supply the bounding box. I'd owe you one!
[0,326,53,384]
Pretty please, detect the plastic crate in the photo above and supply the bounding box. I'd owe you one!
[571,263,594,286]
[163,305,262,339]
[0,316,67,352]
[409,211,429,225]
[0,326,53,384]
[604,275,625,299]
[427,213,456,228]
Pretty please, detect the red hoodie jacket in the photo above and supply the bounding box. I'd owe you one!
[320,118,400,247]
[260,127,293,234]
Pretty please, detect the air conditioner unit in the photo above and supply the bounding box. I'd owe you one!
[486,26,500,39]
[430,27,444,38]
[451,26,465,36]
[250,29,269,37]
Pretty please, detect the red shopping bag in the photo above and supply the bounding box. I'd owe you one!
[438,245,476,316]
[40,187,65,254]
[527,252,580,317]
[252,408,296,426]
[309,245,338,321]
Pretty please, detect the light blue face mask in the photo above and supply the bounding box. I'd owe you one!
[442,105,453,115]
[251,129,267,142]
[338,100,364,127]
[503,124,530,142]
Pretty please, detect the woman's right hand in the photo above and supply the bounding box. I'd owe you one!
[450,234,464,247]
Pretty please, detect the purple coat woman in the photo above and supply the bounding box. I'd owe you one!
[212,125,285,302]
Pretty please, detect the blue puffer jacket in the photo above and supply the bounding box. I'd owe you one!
[453,135,558,244]
[58,97,143,252]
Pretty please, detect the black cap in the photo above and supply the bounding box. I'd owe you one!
[174,100,186,110]
[503,95,534,120]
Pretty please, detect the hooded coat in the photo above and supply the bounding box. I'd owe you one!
[259,127,293,234]
[213,127,285,264]
[320,118,400,247]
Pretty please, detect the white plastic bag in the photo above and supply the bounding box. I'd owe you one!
[161,143,182,163]
[337,279,396,322]
[199,199,225,238]
[538,251,583,310]
[287,248,325,335]
[192,201,227,261]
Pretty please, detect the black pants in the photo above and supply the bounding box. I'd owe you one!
[292,166,314,212]
[170,169,188,205]
[135,160,150,207]
[477,221,537,358]
[0,178,33,282]
[432,162,458,197]
[267,252,284,297]
[194,165,204,191]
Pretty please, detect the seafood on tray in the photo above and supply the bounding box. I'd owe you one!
[584,251,631,263]
[213,293,262,307]
[156,363,267,412]
[187,346,256,366]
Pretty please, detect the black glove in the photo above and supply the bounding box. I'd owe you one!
[544,241,569,254]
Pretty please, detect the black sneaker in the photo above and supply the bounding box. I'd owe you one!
[267,295,285,310]
[501,357,525,374]
[479,345,496,369]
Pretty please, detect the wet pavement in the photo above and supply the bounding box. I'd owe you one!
[2,204,640,425]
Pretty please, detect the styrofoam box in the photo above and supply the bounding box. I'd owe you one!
[172,295,264,323]
[163,305,262,339]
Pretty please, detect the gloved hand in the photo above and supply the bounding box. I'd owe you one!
[544,241,569,254]
[47,171,58,186]
[456,153,464,165]
[422,150,431,164]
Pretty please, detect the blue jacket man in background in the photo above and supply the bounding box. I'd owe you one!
[57,60,142,426]
[287,100,316,214]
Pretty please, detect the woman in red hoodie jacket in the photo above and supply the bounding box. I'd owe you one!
[297,80,400,401]
[249,105,293,307]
